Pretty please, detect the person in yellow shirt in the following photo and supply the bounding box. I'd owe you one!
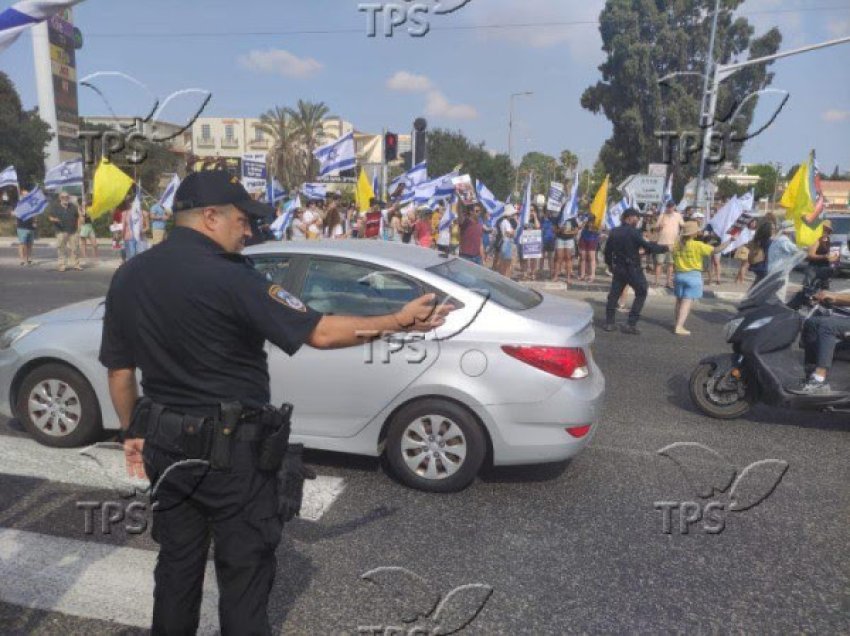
[672,221,731,336]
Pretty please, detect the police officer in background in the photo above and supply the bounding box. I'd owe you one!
[603,208,669,335]
[98,171,453,635]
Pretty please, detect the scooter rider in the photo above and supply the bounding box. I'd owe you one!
[791,290,850,396]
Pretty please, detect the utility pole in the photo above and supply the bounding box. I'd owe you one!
[694,0,722,214]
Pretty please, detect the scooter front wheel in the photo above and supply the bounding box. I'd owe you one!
[689,360,754,420]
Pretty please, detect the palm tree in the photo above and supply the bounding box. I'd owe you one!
[257,106,302,189]
[286,100,331,182]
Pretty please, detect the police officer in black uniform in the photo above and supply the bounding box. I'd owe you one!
[603,208,669,335]
[98,171,453,635]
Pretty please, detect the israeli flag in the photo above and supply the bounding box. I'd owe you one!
[265,178,287,205]
[605,194,634,230]
[13,187,48,221]
[271,195,302,239]
[158,174,180,210]
[44,159,83,191]
[434,171,458,199]
[389,161,428,198]
[0,165,18,190]
[662,173,673,206]
[558,172,580,225]
[0,0,84,54]
[302,183,327,200]
[475,180,503,215]
[313,132,356,177]
[438,197,456,232]
[514,174,533,245]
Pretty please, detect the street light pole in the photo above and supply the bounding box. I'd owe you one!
[696,33,850,212]
[508,91,533,193]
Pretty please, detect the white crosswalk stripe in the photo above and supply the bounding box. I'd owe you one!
[0,433,347,631]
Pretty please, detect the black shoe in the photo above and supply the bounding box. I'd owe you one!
[602,323,617,333]
[788,378,833,396]
[621,324,641,335]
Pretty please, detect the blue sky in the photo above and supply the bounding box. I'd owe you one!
[2,0,849,174]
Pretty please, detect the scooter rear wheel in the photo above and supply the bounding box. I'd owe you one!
[689,361,754,419]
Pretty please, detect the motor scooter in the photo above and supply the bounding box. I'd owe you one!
[690,254,850,419]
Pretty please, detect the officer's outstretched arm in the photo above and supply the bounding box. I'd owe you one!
[308,294,455,349]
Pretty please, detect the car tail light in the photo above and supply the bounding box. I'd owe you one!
[501,346,589,379]
[566,425,592,438]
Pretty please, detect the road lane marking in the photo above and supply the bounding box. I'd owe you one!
[0,527,219,633]
[0,436,345,521]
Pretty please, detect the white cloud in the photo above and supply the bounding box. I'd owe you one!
[827,18,850,38]
[425,91,478,120]
[463,0,605,61]
[237,49,323,78]
[386,71,478,120]
[386,71,434,93]
[823,110,850,123]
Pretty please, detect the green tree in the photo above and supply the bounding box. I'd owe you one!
[716,177,746,200]
[78,121,180,200]
[257,106,302,189]
[518,151,560,195]
[426,128,514,199]
[286,100,330,183]
[580,160,608,205]
[559,150,579,173]
[0,71,52,190]
[745,163,778,200]
[581,0,782,185]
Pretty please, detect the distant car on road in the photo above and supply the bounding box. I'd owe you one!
[0,241,605,492]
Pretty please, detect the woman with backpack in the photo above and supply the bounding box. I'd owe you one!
[494,205,518,278]
[578,213,600,284]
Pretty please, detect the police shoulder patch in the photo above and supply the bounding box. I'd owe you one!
[268,285,306,312]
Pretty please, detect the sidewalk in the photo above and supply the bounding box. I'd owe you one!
[524,272,782,302]
[0,237,115,248]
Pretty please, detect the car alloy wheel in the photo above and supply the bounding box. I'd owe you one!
[385,398,486,493]
[401,414,468,480]
[28,378,82,437]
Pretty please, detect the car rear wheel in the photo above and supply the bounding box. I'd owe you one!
[16,363,103,447]
[385,398,486,493]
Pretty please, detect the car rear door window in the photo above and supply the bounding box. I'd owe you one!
[252,256,292,286]
[301,258,422,316]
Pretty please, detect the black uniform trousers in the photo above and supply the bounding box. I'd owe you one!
[606,264,649,327]
[143,438,282,636]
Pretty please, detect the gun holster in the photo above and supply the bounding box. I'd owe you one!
[258,403,293,472]
[277,443,317,522]
[210,401,242,471]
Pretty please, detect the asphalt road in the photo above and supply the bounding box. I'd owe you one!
[0,248,848,634]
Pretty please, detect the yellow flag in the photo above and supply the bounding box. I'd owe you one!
[589,175,609,230]
[780,154,822,247]
[355,167,375,213]
[91,159,134,219]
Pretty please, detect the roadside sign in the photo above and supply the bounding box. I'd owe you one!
[621,175,665,205]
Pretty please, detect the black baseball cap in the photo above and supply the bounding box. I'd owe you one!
[173,171,273,218]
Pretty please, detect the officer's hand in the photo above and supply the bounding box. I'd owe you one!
[123,438,147,480]
[395,293,456,333]
[828,252,840,263]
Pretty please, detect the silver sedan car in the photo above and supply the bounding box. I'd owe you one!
[0,240,605,492]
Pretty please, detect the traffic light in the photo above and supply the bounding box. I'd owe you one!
[385,132,398,162]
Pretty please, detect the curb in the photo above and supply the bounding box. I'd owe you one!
[523,280,748,302]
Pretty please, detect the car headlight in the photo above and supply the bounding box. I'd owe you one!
[723,318,744,342]
[0,324,39,349]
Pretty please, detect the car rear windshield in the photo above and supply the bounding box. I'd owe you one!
[427,258,542,311]
[828,216,850,235]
